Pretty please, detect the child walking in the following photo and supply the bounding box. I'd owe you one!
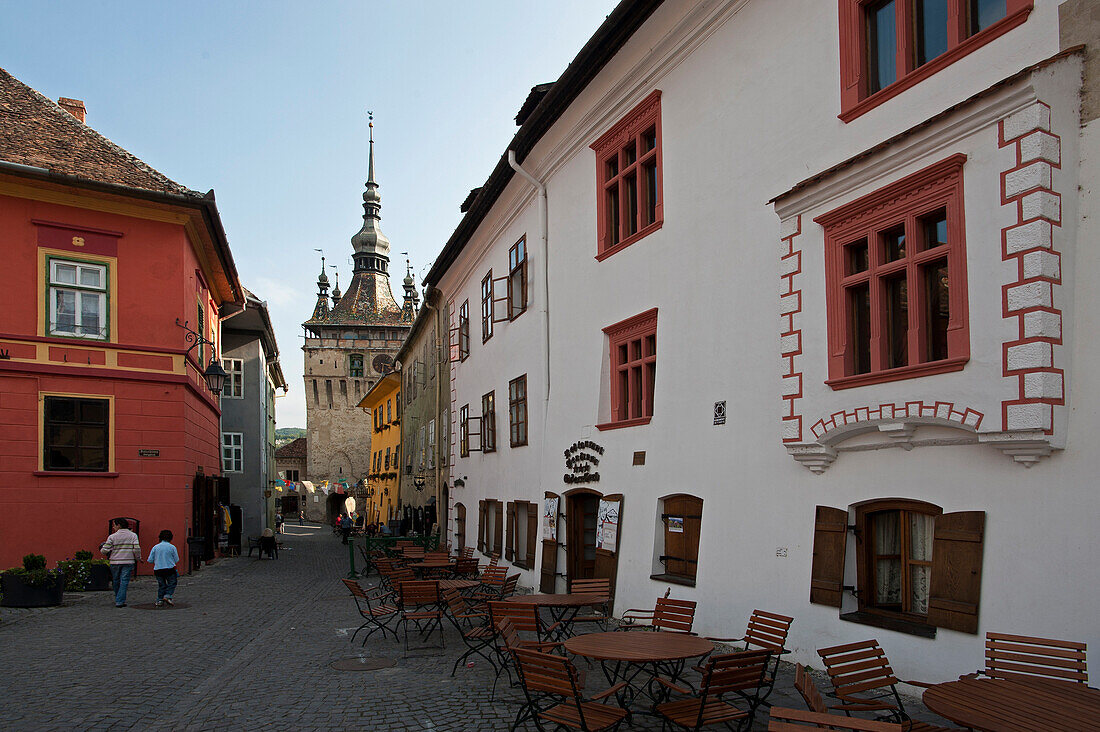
[148,529,179,607]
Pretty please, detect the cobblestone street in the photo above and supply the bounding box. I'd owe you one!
[0,527,950,731]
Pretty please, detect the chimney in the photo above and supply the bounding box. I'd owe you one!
[58,98,86,124]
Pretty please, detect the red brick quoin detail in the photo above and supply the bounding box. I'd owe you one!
[810,399,983,441]
[998,102,1064,434]
[780,216,804,443]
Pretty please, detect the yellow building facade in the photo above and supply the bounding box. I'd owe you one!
[357,371,401,527]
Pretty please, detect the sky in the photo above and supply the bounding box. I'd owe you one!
[1,0,619,428]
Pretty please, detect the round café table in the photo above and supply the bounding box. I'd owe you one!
[408,560,455,577]
[504,593,608,640]
[437,578,481,596]
[564,631,713,713]
[923,676,1100,731]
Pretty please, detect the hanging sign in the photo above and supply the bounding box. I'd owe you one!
[543,496,559,541]
[596,499,619,553]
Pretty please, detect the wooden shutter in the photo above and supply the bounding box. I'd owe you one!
[478,500,486,553]
[810,505,848,607]
[540,492,559,593]
[662,495,702,580]
[593,494,623,603]
[493,501,503,557]
[455,503,466,551]
[526,502,537,569]
[505,501,516,561]
[927,511,985,634]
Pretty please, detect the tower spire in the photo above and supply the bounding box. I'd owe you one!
[311,251,330,320]
[350,110,390,274]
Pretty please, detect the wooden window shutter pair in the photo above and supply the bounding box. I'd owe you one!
[809,505,985,633]
[493,502,504,557]
[526,504,537,569]
[478,500,486,553]
[505,501,516,561]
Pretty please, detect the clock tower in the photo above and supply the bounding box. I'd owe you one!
[301,116,417,500]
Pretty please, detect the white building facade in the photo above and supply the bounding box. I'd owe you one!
[424,0,1098,681]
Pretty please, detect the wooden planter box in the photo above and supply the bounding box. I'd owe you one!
[0,573,65,607]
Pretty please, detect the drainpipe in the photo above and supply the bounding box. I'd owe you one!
[507,150,551,401]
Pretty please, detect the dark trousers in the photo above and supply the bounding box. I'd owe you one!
[154,568,178,600]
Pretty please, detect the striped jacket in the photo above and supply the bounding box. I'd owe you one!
[100,529,141,565]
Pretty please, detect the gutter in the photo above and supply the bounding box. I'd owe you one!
[507,151,551,401]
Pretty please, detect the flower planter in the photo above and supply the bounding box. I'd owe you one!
[1,573,65,607]
[86,563,113,591]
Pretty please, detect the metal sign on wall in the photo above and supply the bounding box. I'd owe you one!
[563,440,604,484]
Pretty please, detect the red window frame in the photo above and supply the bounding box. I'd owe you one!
[838,0,1033,122]
[597,308,657,431]
[815,154,969,388]
[591,90,663,261]
[481,270,493,343]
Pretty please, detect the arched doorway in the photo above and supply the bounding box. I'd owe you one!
[564,489,623,603]
[325,493,344,525]
[454,502,466,552]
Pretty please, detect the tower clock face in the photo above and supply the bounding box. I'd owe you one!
[372,354,393,374]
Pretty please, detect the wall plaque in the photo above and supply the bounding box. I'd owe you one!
[138,449,160,457]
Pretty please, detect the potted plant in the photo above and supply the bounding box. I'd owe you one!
[56,551,112,592]
[1,554,65,607]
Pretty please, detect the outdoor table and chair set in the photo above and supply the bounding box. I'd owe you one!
[341,548,1094,730]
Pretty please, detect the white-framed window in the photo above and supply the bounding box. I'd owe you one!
[222,358,244,399]
[221,432,243,472]
[48,258,108,339]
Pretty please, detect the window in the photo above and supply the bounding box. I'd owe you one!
[479,499,504,557]
[482,391,496,453]
[481,271,494,342]
[816,155,969,388]
[656,494,703,585]
[591,90,663,260]
[196,299,206,365]
[312,380,319,405]
[598,308,657,430]
[285,469,300,482]
[505,500,537,569]
[325,380,333,408]
[222,432,243,472]
[384,447,391,470]
[418,426,426,470]
[459,300,470,361]
[460,404,470,458]
[509,374,528,447]
[349,354,364,378]
[222,358,244,399]
[428,419,436,468]
[508,237,528,319]
[43,396,109,471]
[811,502,987,635]
[47,258,108,340]
[839,0,1033,121]
[387,399,392,424]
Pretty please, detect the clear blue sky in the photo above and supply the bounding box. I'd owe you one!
[1,0,619,427]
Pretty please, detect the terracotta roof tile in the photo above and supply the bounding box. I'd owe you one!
[276,437,307,459]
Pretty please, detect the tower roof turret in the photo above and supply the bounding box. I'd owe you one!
[350,113,391,260]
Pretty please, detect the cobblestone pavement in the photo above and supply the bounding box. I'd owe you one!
[0,526,957,731]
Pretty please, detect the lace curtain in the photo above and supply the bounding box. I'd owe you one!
[874,512,901,605]
[873,510,934,612]
[909,513,934,614]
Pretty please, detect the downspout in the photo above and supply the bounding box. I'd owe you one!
[507,150,551,401]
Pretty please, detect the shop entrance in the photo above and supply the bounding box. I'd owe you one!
[566,492,600,581]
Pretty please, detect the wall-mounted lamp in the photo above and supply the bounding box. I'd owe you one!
[176,318,228,393]
[414,475,426,492]
[453,478,465,488]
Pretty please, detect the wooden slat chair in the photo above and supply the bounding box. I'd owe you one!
[453,557,481,578]
[461,546,475,559]
[443,586,498,677]
[513,647,628,732]
[340,578,399,644]
[794,664,963,732]
[979,632,1088,685]
[768,707,901,731]
[569,578,612,630]
[471,567,513,607]
[616,587,671,629]
[620,596,697,634]
[492,614,565,704]
[817,640,936,725]
[702,610,794,706]
[394,580,445,656]
[654,649,771,730]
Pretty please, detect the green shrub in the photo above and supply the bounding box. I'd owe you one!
[22,554,46,572]
[74,550,93,561]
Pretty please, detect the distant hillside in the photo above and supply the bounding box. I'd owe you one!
[275,427,306,447]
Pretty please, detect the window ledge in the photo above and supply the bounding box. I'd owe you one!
[34,470,118,478]
[826,357,968,390]
[595,221,663,262]
[839,6,1033,123]
[840,610,936,639]
[596,416,652,432]
[650,573,696,588]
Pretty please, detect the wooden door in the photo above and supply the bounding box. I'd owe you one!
[566,492,600,582]
[593,494,623,604]
[540,492,560,593]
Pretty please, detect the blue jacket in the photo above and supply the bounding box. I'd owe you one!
[147,541,179,571]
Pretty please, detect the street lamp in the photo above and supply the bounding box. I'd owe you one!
[176,318,228,393]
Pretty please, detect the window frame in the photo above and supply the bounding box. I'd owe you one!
[222,432,244,473]
[42,395,111,472]
[838,0,1034,122]
[481,271,494,342]
[460,404,470,458]
[591,90,663,261]
[597,308,658,431]
[508,237,528,319]
[482,391,496,453]
[815,154,969,389]
[459,299,470,361]
[349,353,364,378]
[508,374,528,447]
[221,358,244,399]
[46,256,109,341]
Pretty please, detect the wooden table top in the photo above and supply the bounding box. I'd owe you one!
[437,579,480,590]
[922,677,1100,732]
[564,631,713,663]
[503,593,608,608]
[409,560,455,568]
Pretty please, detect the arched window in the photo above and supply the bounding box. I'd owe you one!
[348,354,364,378]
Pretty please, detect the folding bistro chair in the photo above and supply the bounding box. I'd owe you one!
[461,546,475,559]
[513,647,628,732]
[817,640,937,725]
[654,649,771,731]
[395,580,445,656]
[619,596,697,634]
[443,586,498,677]
[703,610,794,706]
[794,664,962,732]
[569,577,612,630]
[453,557,481,578]
[340,578,399,644]
[767,707,901,731]
[978,632,1088,685]
[616,587,670,629]
[490,609,564,701]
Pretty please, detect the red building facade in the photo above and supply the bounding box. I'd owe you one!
[0,68,242,571]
